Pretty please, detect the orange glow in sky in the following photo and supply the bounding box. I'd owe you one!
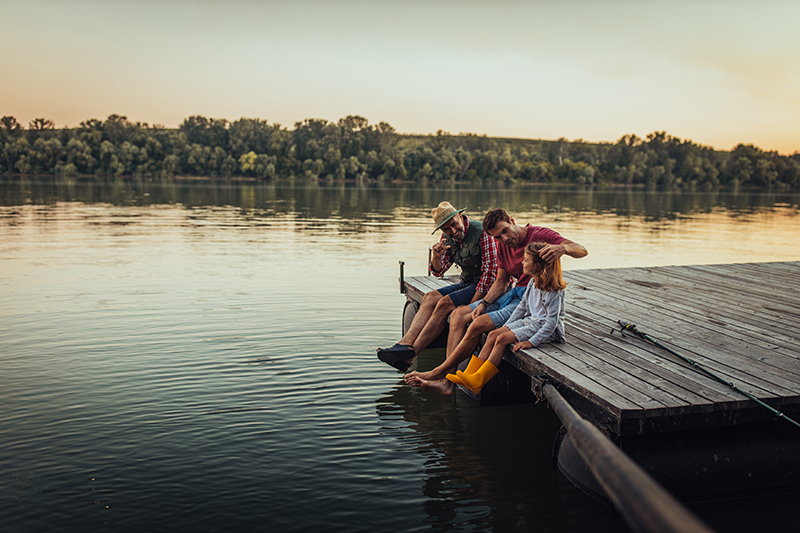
[2,1,798,154]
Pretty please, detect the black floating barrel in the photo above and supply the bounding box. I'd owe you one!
[544,383,714,533]
[557,419,800,502]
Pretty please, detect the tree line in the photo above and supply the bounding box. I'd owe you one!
[1,114,798,190]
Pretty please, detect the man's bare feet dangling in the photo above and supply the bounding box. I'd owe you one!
[418,377,454,396]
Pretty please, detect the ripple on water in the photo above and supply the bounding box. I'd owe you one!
[2,185,799,531]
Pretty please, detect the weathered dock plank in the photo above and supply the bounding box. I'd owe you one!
[710,262,800,288]
[403,274,452,302]
[568,266,790,339]
[563,309,740,407]
[401,262,800,435]
[605,264,800,341]
[564,272,800,396]
[563,318,722,407]
[566,269,800,378]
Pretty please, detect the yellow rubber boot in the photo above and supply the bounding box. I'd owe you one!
[455,360,499,395]
[445,372,466,387]
[446,356,485,388]
[463,356,486,375]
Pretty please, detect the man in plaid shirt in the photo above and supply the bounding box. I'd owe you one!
[378,202,498,371]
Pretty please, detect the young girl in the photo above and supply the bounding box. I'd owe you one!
[446,242,567,395]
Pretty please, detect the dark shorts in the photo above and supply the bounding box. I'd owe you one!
[436,281,478,307]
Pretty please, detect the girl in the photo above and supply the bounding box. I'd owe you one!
[446,242,567,395]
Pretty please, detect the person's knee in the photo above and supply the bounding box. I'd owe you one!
[467,316,494,337]
[423,290,442,301]
[476,315,495,330]
[451,306,472,327]
[499,331,517,344]
[434,295,455,314]
[421,290,443,307]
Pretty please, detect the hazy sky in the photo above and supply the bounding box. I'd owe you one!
[2,1,799,153]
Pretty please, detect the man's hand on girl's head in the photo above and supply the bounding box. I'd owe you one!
[538,243,565,263]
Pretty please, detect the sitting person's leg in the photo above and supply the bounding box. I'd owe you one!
[407,313,495,382]
[404,303,474,384]
[444,326,504,387]
[410,283,476,355]
[397,290,443,346]
[451,329,516,394]
[378,282,470,370]
[406,286,517,382]
[406,288,522,393]
[446,304,474,356]
[487,329,519,366]
[446,287,523,369]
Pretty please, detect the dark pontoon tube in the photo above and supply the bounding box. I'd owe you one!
[542,383,714,533]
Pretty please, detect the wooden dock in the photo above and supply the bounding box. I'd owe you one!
[402,262,800,437]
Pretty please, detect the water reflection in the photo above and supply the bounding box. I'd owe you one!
[2,176,799,224]
[375,352,625,532]
[4,176,799,273]
[2,178,799,532]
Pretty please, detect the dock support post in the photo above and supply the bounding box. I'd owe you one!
[399,261,406,294]
[427,247,432,276]
[541,383,714,533]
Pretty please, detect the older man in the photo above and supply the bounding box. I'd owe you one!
[405,207,587,394]
[377,202,498,371]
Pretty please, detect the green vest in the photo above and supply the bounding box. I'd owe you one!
[444,219,484,285]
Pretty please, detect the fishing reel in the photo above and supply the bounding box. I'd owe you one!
[611,320,641,338]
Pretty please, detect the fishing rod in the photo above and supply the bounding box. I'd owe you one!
[613,320,800,430]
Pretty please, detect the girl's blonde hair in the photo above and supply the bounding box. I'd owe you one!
[525,242,567,292]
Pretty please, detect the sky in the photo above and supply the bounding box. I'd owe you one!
[2,0,799,154]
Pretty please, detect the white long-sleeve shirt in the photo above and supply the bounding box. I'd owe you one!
[505,282,566,346]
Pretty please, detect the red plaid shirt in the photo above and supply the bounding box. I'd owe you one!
[429,216,498,293]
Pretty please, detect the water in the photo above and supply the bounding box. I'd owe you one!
[1,178,799,532]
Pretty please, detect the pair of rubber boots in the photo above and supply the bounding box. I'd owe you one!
[446,356,498,395]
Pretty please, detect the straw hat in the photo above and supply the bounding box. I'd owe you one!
[431,201,466,234]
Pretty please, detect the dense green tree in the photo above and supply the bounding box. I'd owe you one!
[28,118,56,131]
[179,115,212,145]
[0,113,797,189]
[64,138,96,174]
[3,138,30,173]
[30,137,63,173]
[1,116,23,145]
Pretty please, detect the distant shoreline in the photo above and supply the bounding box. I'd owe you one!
[3,173,794,194]
[2,114,798,191]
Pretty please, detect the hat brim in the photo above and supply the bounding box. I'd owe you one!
[432,208,466,234]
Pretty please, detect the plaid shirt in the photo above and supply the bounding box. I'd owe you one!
[429,216,498,293]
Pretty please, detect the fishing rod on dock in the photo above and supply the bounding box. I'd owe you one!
[612,321,800,429]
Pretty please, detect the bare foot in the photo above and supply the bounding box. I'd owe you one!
[418,377,454,396]
[404,373,422,387]
[405,367,445,383]
[404,370,432,385]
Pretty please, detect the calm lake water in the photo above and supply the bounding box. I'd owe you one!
[1,178,799,532]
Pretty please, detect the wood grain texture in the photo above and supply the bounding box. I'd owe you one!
[402,262,800,435]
